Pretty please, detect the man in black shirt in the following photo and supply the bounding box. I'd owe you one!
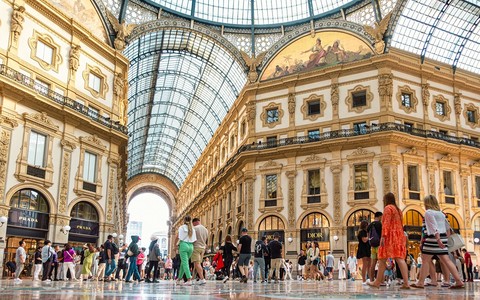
[237,228,252,283]
[104,235,116,281]
[297,250,307,280]
[253,236,268,283]
[267,232,283,283]
[367,211,383,282]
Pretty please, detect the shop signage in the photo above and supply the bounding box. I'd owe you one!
[8,208,49,229]
[300,228,330,242]
[258,230,284,243]
[69,219,99,236]
[404,225,423,241]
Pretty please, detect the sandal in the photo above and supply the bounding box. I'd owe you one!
[367,282,380,289]
[425,283,438,287]
[410,283,424,289]
[441,283,451,288]
[449,284,464,289]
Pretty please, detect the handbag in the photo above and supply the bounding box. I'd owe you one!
[447,233,465,252]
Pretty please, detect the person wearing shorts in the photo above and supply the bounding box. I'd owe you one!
[237,228,252,283]
[192,218,209,285]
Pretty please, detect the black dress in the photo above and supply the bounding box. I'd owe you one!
[356,229,371,259]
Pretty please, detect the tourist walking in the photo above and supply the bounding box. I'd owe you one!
[104,235,116,281]
[62,244,77,281]
[253,236,268,282]
[368,193,410,289]
[41,240,55,282]
[267,232,283,283]
[221,235,237,282]
[338,256,346,280]
[410,195,464,289]
[297,250,306,280]
[81,244,96,281]
[125,235,142,283]
[145,236,161,283]
[14,240,26,283]
[33,246,43,281]
[96,245,107,281]
[192,217,209,285]
[176,215,197,285]
[356,220,371,284]
[462,248,473,282]
[237,228,253,283]
[347,252,357,280]
[326,251,335,280]
[367,212,383,282]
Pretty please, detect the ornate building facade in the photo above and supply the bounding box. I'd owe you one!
[0,0,128,275]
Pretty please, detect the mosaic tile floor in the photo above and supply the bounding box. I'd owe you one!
[0,278,478,299]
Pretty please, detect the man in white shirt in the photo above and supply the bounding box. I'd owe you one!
[346,252,357,281]
[325,251,335,280]
[14,240,26,283]
[192,218,209,285]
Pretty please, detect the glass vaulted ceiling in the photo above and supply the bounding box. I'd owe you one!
[124,30,246,186]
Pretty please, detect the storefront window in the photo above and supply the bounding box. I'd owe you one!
[70,201,98,221]
[300,212,330,258]
[403,210,423,259]
[69,201,100,245]
[10,189,48,212]
[446,213,460,234]
[258,215,285,243]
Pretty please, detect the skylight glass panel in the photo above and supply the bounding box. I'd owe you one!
[312,0,352,15]
[150,0,192,15]
[194,0,250,25]
[255,0,310,25]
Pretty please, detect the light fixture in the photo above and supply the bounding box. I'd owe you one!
[287,236,293,244]
[333,235,339,243]
[118,234,124,240]
[0,216,7,227]
[112,233,118,238]
[60,225,71,235]
[474,238,480,244]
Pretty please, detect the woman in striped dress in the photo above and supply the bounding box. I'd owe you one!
[411,195,464,289]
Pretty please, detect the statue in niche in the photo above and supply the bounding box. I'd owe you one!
[107,11,136,51]
[363,12,392,55]
[11,6,25,42]
[69,45,81,72]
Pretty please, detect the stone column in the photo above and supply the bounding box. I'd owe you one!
[106,159,119,224]
[379,158,400,199]
[58,139,76,214]
[285,170,297,255]
[460,168,472,242]
[330,164,343,253]
[244,173,255,230]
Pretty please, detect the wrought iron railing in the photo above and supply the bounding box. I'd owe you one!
[183,122,480,218]
[0,64,127,134]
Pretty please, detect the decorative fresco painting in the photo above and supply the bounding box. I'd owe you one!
[261,31,374,81]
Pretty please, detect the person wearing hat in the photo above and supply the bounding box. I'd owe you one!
[145,235,161,283]
[125,235,142,283]
[237,228,253,283]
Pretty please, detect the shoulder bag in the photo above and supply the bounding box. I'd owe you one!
[447,231,465,252]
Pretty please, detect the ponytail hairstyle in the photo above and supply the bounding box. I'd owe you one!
[184,215,193,238]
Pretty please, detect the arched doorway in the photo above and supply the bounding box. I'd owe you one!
[258,215,285,243]
[446,213,460,233]
[300,212,330,259]
[403,210,423,259]
[6,188,50,275]
[68,201,100,248]
[346,209,374,257]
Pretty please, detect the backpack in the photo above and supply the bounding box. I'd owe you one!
[368,222,380,247]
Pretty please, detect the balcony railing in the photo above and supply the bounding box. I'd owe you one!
[0,64,127,134]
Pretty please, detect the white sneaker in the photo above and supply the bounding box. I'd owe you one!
[14,278,22,283]
[198,279,206,285]
[43,279,52,283]
[223,276,229,283]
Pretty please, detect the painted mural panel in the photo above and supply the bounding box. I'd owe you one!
[261,31,374,81]
[48,0,108,43]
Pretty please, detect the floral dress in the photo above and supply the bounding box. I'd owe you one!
[378,204,406,259]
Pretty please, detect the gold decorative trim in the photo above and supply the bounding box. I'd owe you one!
[346,148,377,206]
[396,85,418,114]
[301,94,327,121]
[258,160,284,213]
[260,102,284,128]
[28,30,63,72]
[345,85,373,113]
[431,94,451,122]
[463,103,479,129]
[299,154,328,210]
[74,135,106,200]
[82,64,109,99]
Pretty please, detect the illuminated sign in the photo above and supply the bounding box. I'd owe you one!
[300,228,330,242]
[69,219,99,236]
[8,209,49,229]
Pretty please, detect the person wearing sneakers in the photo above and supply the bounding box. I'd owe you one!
[41,240,55,282]
[267,232,283,283]
[175,215,197,286]
[237,228,253,283]
[192,217,209,285]
[14,240,26,283]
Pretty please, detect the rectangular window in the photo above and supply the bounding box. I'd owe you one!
[308,100,321,115]
[436,102,446,115]
[352,90,367,107]
[227,192,232,211]
[266,174,277,199]
[238,183,243,205]
[230,136,235,149]
[308,129,320,140]
[475,176,480,199]
[88,73,102,93]
[27,131,46,167]
[83,152,97,183]
[308,169,321,195]
[266,136,277,147]
[401,93,412,107]
[467,110,477,123]
[88,106,99,119]
[439,130,448,136]
[407,165,419,191]
[241,121,246,136]
[354,122,367,134]
[354,164,368,191]
[266,108,279,123]
[404,122,414,130]
[36,40,53,64]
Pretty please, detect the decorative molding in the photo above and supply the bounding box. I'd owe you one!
[69,44,81,72]
[286,170,297,228]
[0,115,19,128]
[330,164,342,225]
[439,154,456,163]
[28,30,63,72]
[23,112,59,132]
[396,85,419,114]
[82,64,109,99]
[454,93,462,117]
[421,83,430,107]
[57,150,71,214]
[60,139,77,150]
[80,135,107,152]
[347,147,375,158]
[10,6,25,46]
[260,102,284,128]
[378,74,393,108]
[431,94,451,122]
[0,130,12,203]
[463,103,479,129]
[301,94,327,121]
[345,85,373,113]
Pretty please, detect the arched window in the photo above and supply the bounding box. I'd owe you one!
[446,213,460,233]
[258,215,285,231]
[10,189,49,213]
[218,230,223,245]
[227,226,232,235]
[346,209,374,241]
[403,210,423,227]
[300,212,329,228]
[70,202,98,221]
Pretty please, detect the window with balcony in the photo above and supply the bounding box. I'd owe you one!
[266,136,277,147]
[407,165,420,200]
[401,93,412,108]
[265,174,277,207]
[308,100,321,115]
[35,79,50,95]
[307,169,321,204]
[352,90,367,107]
[354,164,369,200]
[308,129,320,141]
[354,122,367,135]
[36,40,53,65]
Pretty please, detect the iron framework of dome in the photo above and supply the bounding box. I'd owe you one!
[103,0,480,188]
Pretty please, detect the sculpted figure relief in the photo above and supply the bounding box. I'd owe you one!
[69,45,81,72]
[11,6,25,42]
[240,50,267,83]
[107,11,136,51]
[363,12,392,55]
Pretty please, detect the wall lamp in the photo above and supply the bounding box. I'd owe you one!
[60,225,71,235]
[287,234,293,244]
[474,238,479,244]
[333,235,339,243]
[112,233,118,238]
[0,216,7,227]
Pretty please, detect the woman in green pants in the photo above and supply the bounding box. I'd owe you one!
[176,215,197,286]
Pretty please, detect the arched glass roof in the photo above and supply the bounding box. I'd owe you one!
[390,0,480,73]
[147,0,357,26]
[124,30,246,186]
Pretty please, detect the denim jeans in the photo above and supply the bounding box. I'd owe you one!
[105,259,117,277]
[253,258,265,281]
[125,256,141,281]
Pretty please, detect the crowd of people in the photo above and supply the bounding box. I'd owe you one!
[11,193,479,287]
